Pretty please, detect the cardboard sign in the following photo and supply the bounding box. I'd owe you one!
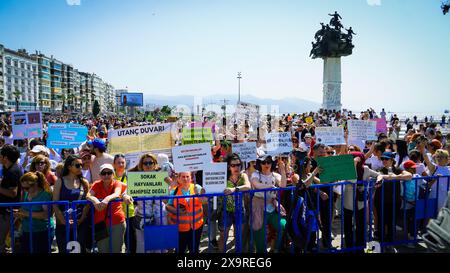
[12,111,43,139]
[265,132,293,156]
[347,120,377,141]
[108,123,174,154]
[127,172,169,197]
[316,154,357,183]
[47,123,88,149]
[232,142,257,162]
[202,163,227,194]
[182,127,213,145]
[172,143,213,172]
[305,116,313,124]
[372,118,387,134]
[315,127,345,146]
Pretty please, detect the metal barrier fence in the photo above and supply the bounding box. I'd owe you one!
[1,175,449,253]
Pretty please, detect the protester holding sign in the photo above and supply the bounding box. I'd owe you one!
[217,153,251,253]
[52,155,90,253]
[344,152,380,252]
[250,154,287,253]
[166,172,205,253]
[128,153,169,253]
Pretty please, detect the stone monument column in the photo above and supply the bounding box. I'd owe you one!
[310,12,355,112]
[322,57,342,111]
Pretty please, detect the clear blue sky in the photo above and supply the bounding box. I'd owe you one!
[1,0,449,113]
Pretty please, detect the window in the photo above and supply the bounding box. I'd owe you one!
[13,60,18,67]
[6,58,11,65]
[7,68,11,74]
[7,77,11,83]
[7,85,11,92]
[21,71,25,77]
[20,62,24,69]
[27,64,31,70]
[14,78,18,84]
[21,79,25,85]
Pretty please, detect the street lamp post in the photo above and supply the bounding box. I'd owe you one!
[237,72,242,103]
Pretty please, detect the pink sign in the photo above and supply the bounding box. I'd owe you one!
[372,118,387,134]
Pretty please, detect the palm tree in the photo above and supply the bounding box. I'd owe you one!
[13,90,21,111]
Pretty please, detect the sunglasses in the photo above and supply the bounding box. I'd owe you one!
[72,163,83,169]
[143,161,155,166]
[327,151,334,155]
[230,163,241,168]
[381,158,391,161]
[101,171,113,176]
[292,140,299,143]
[37,161,47,166]
[261,161,272,165]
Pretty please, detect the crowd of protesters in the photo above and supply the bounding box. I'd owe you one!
[0,107,449,254]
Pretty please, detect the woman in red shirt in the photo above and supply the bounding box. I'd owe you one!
[87,163,132,253]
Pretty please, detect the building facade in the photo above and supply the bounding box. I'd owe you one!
[0,44,4,110]
[2,48,38,111]
[2,43,117,114]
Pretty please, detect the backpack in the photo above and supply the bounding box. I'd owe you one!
[422,191,450,252]
[286,184,319,252]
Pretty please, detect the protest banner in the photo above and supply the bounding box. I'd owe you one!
[305,116,313,124]
[347,120,377,141]
[316,154,357,183]
[12,111,43,139]
[265,132,293,156]
[232,142,257,162]
[315,127,345,146]
[172,143,213,172]
[202,163,227,194]
[108,123,174,154]
[182,127,213,145]
[372,118,387,134]
[127,172,169,197]
[47,123,88,149]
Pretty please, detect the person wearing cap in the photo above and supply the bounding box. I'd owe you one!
[22,144,58,172]
[426,139,443,163]
[250,154,287,253]
[373,151,412,252]
[400,160,426,243]
[88,138,114,182]
[86,163,131,253]
[298,133,313,154]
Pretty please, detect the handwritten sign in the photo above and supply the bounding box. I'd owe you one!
[265,132,293,156]
[232,142,257,162]
[202,163,227,194]
[316,154,357,183]
[347,120,377,141]
[315,127,345,146]
[108,123,174,154]
[47,123,88,149]
[12,111,42,139]
[172,143,213,172]
[372,118,387,134]
[182,127,213,145]
[127,172,169,197]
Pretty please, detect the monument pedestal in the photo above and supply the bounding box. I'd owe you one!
[322,57,342,111]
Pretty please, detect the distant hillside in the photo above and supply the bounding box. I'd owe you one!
[144,94,321,114]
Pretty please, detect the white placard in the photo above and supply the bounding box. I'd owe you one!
[347,120,377,141]
[265,132,293,156]
[232,142,257,162]
[315,127,345,146]
[172,143,213,172]
[202,163,228,194]
[348,137,366,150]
